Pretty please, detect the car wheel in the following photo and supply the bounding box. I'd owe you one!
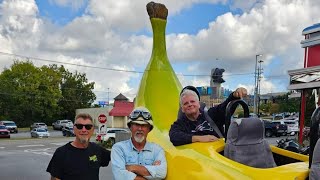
[265,129,272,137]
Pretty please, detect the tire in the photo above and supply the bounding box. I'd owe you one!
[265,129,272,137]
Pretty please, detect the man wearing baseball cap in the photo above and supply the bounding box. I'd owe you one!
[111,107,167,180]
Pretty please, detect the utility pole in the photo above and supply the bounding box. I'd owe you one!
[254,54,262,114]
[107,88,110,106]
[257,60,263,116]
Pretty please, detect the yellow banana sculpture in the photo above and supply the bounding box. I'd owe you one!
[134,2,309,179]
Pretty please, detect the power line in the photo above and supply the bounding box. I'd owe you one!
[0,51,255,77]
[0,51,144,74]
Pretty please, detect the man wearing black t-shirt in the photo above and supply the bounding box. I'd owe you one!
[47,113,110,180]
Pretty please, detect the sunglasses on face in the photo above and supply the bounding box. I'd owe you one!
[74,124,93,130]
[129,110,152,120]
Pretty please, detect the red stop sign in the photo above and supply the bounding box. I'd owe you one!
[98,114,107,123]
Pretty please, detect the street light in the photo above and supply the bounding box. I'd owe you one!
[254,54,262,115]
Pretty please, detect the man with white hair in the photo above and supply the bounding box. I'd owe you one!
[169,86,247,146]
[111,107,167,180]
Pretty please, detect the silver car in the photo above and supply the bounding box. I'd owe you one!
[30,128,50,138]
[52,120,73,130]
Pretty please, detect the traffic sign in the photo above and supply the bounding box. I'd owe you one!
[98,114,107,123]
[98,124,106,134]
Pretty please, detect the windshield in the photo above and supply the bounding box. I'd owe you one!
[37,129,47,132]
[4,123,16,126]
[0,126,7,129]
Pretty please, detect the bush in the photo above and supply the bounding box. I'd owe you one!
[96,139,113,149]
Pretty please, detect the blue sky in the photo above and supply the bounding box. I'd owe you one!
[0,0,319,102]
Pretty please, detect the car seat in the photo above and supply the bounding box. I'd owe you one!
[224,117,277,168]
[310,138,320,180]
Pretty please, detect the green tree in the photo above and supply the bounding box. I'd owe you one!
[278,93,300,113]
[57,66,96,120]
[0,61,61,126]
[0,61,96,127]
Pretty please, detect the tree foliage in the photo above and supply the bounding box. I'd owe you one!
[0,60,96,127]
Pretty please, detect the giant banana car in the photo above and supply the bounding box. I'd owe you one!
[133,2,311,179]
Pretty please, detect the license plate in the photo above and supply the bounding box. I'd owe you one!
[278,130,284,133]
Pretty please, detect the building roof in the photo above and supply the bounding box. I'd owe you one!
[109,101,134,116]
[302,23,320,35]
[114,93,129,101]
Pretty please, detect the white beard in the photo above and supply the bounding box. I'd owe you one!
[133,133,145,143]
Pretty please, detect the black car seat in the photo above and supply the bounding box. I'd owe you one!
[224,117,277,168]
[310,138,320,180]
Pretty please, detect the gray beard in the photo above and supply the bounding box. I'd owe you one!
[134,134,145,143]
[79,137,89,144]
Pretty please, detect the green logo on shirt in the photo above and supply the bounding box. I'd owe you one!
[89,155,98,162]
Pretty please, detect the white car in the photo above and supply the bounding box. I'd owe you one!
[96,128,130,145]
[52,120,73,130]
[283,118,299,135]
[30,128,50,138]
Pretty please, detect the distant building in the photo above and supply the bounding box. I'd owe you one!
[259,92,288,104]
[109,93,134,128]
[76,93,134,128]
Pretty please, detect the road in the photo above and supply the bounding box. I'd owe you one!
[0,135,113,180]
[0,129,294,180]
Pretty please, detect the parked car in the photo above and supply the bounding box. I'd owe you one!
[96,128,130,145]
[62,126,75,137]
[30,128,50,138]
[263,120,288,137]
[0,120,18,133]
[249,113,259,118]
[30,122,47,130]
[52,120,73,130]
[0,125,10,138]
[282,119,299,135]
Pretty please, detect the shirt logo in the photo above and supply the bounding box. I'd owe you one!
[89,155,98,162]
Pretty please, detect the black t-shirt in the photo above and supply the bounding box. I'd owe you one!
[46,142,110,180]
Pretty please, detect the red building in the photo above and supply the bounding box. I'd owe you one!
[109,93,134,128]
[288,23,320,143]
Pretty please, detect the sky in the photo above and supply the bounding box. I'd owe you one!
[0,0,319,103]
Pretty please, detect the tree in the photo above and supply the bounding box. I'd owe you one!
[0,61,97,127]
[0,61,61,126]
[57,66,96,120]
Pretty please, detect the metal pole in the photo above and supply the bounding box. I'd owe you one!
[257,60,263,116]
[254,56,258,114]
[107,88,110,106]
[254,54,262,114]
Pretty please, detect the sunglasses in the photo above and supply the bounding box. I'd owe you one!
[74,124,93,130]
[129,110,152,120]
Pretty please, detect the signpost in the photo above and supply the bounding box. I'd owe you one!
[98,114,107,135]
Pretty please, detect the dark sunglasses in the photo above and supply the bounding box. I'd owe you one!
[129,110,152,120]
[74,124,93,130]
